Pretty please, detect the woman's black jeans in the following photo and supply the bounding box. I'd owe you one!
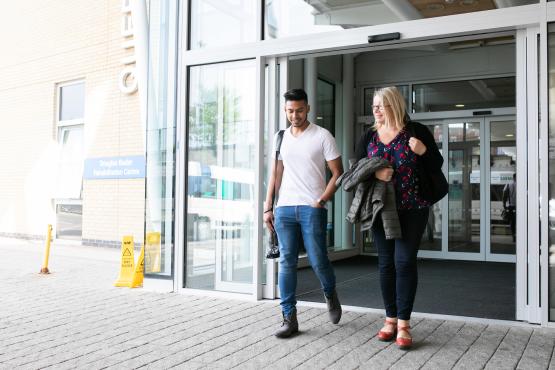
[372,207,429,320]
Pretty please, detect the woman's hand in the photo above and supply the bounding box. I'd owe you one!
[375,167,394,182]
[409,137,427,156]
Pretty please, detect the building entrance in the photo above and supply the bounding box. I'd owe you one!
[273,38,520,320]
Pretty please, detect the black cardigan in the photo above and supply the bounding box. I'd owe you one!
[354,121,443,172]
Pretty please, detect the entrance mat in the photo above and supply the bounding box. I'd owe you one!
[296,256,515,321]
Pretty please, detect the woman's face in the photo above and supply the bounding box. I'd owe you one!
[372,96,386,125]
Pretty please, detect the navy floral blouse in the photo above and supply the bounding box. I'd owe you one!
[367,129,431,210]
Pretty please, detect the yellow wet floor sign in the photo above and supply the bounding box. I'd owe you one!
[131,246,144,288]
[114,236,134,287]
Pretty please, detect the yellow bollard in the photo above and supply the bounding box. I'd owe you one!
[40,224,53,274]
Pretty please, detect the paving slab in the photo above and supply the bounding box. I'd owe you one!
[0,238,554,370]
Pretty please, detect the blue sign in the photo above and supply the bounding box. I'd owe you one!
[84,156,145,180]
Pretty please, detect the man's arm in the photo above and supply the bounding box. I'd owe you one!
[314,157,344,207]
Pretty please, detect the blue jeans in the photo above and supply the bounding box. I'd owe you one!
[372,208,429,320]
[275,205,336,316]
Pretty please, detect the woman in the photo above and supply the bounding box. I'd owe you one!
[355,87,443,349]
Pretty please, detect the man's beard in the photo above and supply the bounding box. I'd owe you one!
[291,118,307,127]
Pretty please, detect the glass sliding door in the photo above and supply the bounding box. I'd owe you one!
[447,121,481,255]
[418,116,516,262]
[487,119,516,260]
[419,123,444,252]
[187,60,256,293]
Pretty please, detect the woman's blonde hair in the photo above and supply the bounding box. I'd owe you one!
[373,86,406,131]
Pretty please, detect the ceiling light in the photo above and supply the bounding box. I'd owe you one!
[506,134,514,137]
[316,116,323,120]
[455,104,465,108]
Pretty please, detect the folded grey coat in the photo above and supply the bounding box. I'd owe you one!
[336,157,402,239]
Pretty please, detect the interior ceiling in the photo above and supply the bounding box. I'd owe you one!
[408,0,496,18]
[306,0,537,20]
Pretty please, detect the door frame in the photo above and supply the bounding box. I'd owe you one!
[259,34,533,325]
[174,2,550,325]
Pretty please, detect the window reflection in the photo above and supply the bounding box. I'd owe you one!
[413,78,515,113]
[187,61,256,292]
[145,0,176,277]
[448,122,480,253]
[489,121,516,255]
[190,0,257,49]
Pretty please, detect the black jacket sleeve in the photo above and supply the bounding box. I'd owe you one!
[409,121,443,172]
[355,127,374,161]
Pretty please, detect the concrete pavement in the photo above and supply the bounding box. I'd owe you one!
[1,238,554,369]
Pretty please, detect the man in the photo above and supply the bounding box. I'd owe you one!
[503,173,517,242]
[264,88,344,338]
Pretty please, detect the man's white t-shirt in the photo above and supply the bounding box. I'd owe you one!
[273,123,340,207]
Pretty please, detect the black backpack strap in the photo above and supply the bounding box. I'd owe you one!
[275,129,285,157]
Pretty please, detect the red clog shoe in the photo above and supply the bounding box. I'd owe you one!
[396,325,412,350]
[377,319,397,341]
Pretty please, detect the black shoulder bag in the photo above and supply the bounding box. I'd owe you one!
[406,122,448,204]
[266,130,285,259]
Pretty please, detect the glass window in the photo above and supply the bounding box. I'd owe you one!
[363,85,409,116]
[145,0,177,278]
[56,126,84,199]
[187,60,256,292]
[265,1,537,40]
[56,81,85,240]
[413,77,515,113]
[56,203,82,240]
[190,0,258,49]
[265,0,341,39]
[56,81,85,200]
[59,82,85,122]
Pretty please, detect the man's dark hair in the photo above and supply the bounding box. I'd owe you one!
[283,89,308,104]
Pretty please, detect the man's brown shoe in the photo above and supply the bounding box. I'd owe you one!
[275,309,299,338]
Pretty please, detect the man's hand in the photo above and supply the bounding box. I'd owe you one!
[263,210,275,233]
[375,167,394,182]
[312,200,324,208]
